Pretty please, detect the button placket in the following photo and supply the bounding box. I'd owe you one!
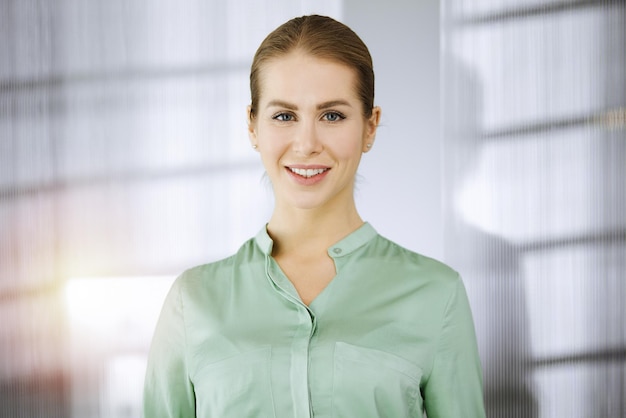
[263,256,314,416]
[290,305,315,417]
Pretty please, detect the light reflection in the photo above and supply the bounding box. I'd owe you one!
[64,275,175,418]
[64,276,174,347]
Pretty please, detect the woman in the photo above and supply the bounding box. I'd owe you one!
[143,15,485,417]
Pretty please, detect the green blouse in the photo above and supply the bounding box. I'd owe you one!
[143,223,485,417]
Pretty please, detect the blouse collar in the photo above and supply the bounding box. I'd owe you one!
[254,222,378,258]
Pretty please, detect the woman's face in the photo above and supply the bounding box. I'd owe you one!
[248,50,380,213]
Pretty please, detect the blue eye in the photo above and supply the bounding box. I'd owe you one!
[324,112,345,122]
[273,113,294,122]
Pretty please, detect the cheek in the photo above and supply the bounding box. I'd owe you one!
[335,144,362,161]
[257,130,288,168]
[257,125,285,149]
[327,127,365,159]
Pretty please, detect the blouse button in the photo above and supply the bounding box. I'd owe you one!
[332,248,342,255]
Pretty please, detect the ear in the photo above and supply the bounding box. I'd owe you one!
[247,105,258,149]
[362,106,381,153]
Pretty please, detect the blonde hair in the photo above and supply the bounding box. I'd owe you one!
[249,15,375,119]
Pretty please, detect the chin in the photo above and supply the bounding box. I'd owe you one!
[288,198,328,211]
[275,191,328,210]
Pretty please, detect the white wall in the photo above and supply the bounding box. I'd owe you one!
[344,0,443,259]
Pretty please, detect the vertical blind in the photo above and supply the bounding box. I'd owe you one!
[442,0,625,417]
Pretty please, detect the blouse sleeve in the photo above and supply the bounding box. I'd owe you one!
[143,277,196,418]
[422,276,486,418]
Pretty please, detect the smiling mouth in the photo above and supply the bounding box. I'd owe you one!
[288,167,330,178]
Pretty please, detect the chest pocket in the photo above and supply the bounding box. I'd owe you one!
[332,342,423,418]
[192,346,276,417]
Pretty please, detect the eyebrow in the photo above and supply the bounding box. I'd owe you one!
[265,99,352,110]
[266,100,298,110]
[317,100,352,110]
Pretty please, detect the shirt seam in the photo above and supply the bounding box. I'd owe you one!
[179,277,195,400]
[424,273,460,383]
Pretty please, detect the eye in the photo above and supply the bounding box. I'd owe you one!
[323,111,345,122]
[273,112,295,122]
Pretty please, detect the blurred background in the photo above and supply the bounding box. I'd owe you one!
[0,0,624,417]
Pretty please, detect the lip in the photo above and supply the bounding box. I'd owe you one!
[284,165,331,186]
[286,164,331,170]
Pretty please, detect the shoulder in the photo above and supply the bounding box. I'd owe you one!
[172,237,262,300]
[369,233,461,287]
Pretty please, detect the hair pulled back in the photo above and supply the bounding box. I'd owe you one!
[249,15,375,119]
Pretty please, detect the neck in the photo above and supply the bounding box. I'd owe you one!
[267,203,363,258]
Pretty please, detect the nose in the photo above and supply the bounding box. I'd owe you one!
[293,118,322,156]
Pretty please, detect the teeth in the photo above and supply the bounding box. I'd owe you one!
[289,167,328,178]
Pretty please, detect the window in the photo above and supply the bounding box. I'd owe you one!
[0,2,342,416]
[442,1,626,416]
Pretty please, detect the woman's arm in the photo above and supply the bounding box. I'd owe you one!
[422,277,486,418]
[143,277,196,418]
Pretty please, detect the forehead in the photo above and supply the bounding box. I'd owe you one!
[258,51,359,105]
